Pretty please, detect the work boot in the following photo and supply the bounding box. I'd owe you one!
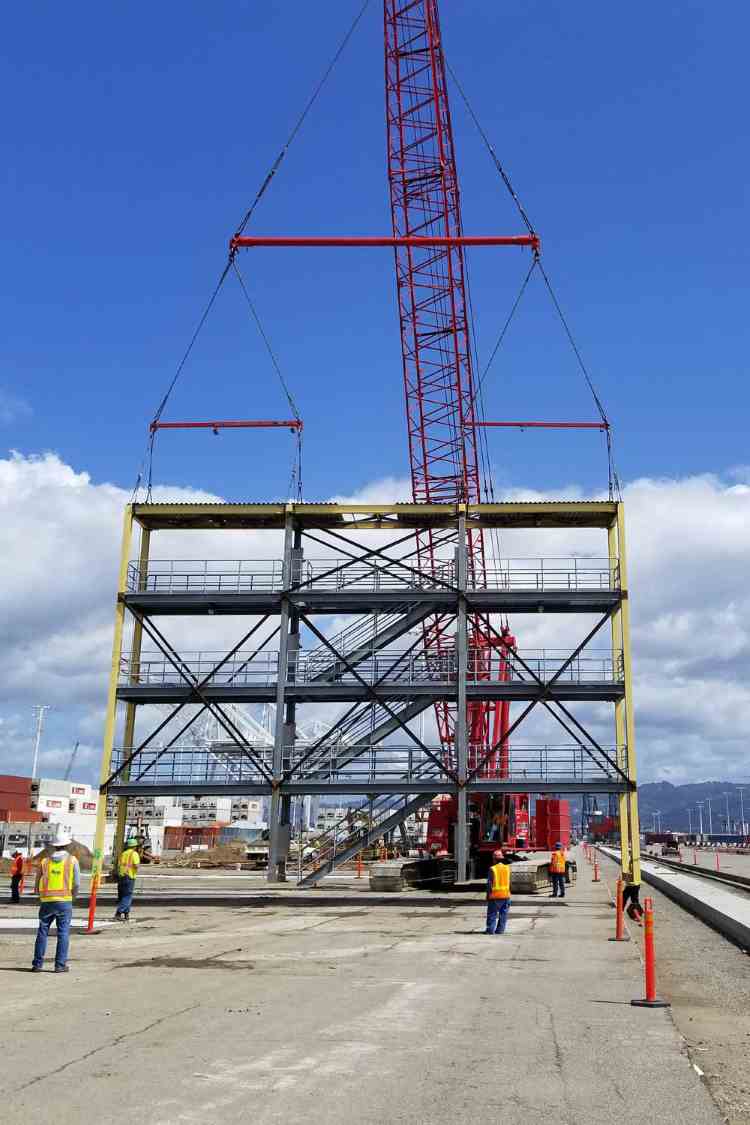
[54,965,70,973]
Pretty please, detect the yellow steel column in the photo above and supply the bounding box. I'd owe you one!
[89,505,134,910]
[608,519,630,880]
[112,524,150,870]
[616,502,641,884]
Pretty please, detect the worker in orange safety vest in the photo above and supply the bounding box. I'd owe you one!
[485,849,511,934]
[9,850,24,903]
[550,842,567,898]
[32,827,80,973]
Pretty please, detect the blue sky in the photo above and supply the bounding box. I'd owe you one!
[2,1,748,500]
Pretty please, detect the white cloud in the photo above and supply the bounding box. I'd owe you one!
[1,452,748,786]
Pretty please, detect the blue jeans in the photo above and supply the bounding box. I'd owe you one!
[116,876,135,916]
[551,873,566,897]
[486,897,511,934]
[33,901,73,969]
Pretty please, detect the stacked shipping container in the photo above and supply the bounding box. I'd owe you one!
[534,798,571,849]
[0,773,35,822]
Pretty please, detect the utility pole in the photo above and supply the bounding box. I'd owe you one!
[31,705,51,779]
[706,798,713,835]
[697,801,705,836]
[739,788,746,835]
[724,792,731,834]
[687,808,693,834]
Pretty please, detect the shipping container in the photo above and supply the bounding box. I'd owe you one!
[0,794,32,813]
[533,799,571,849]
[33,778,71,798]
[219,825,265,844]
[69,798,98,814]
[0,775,33,794]
[163,825,221,850]
[0,809,44,823]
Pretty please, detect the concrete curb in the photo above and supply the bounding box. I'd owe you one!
[598,847,750,950]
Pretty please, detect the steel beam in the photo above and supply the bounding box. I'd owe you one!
[113,523,150,868]
[106,779,630,798]
[268,513,296,882]
[89,506,134,920]
[131,500,619,533]
[122,589,621,617]
[616,504,642,884]
[454,518,469,881]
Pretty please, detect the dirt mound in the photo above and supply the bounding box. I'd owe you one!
[168,843,248,868]
[0,839,93,873]
[67,840,93,870]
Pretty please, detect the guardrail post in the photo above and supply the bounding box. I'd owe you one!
[631,898,670,1008]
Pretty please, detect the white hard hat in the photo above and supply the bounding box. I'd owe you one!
[52,827,72,847]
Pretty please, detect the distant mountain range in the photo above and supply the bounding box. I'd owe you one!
[323,780,750,836]
[634,780,750,834]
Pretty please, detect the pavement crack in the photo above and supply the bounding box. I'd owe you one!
[10,1003,200,1095]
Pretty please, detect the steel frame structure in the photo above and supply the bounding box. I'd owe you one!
[91,499,641,892]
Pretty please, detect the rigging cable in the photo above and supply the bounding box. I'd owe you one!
[232,259,303,498]
[463,249,503,568]
[233,0,372,239]
[447,55,621,500]
[535,257,621,499]
[474,255,538,403]
[135,1,370,499]
[445,58,536,238]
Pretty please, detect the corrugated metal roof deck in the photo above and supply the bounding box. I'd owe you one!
[131,500,619,531]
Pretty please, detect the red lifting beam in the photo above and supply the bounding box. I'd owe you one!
[150,419,302,434]
[476,420,608,431]
[230,234,540,253]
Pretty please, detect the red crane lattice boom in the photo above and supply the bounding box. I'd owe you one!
[385,0,524,778]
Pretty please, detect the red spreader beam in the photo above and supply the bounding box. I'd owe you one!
[230,234,540,253]
[476,420,608,431]
[150,419,302,434]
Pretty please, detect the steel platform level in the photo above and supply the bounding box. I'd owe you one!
[93,500,642,887]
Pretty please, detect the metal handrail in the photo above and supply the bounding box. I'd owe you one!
[109,742,628,788]
[126,556,620,594]
[119,647,624,687]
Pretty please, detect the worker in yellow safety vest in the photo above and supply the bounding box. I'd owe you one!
[114,837,141,922]
[32,827,80,973]
[550,842,567,898]
[485,849,511,935]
